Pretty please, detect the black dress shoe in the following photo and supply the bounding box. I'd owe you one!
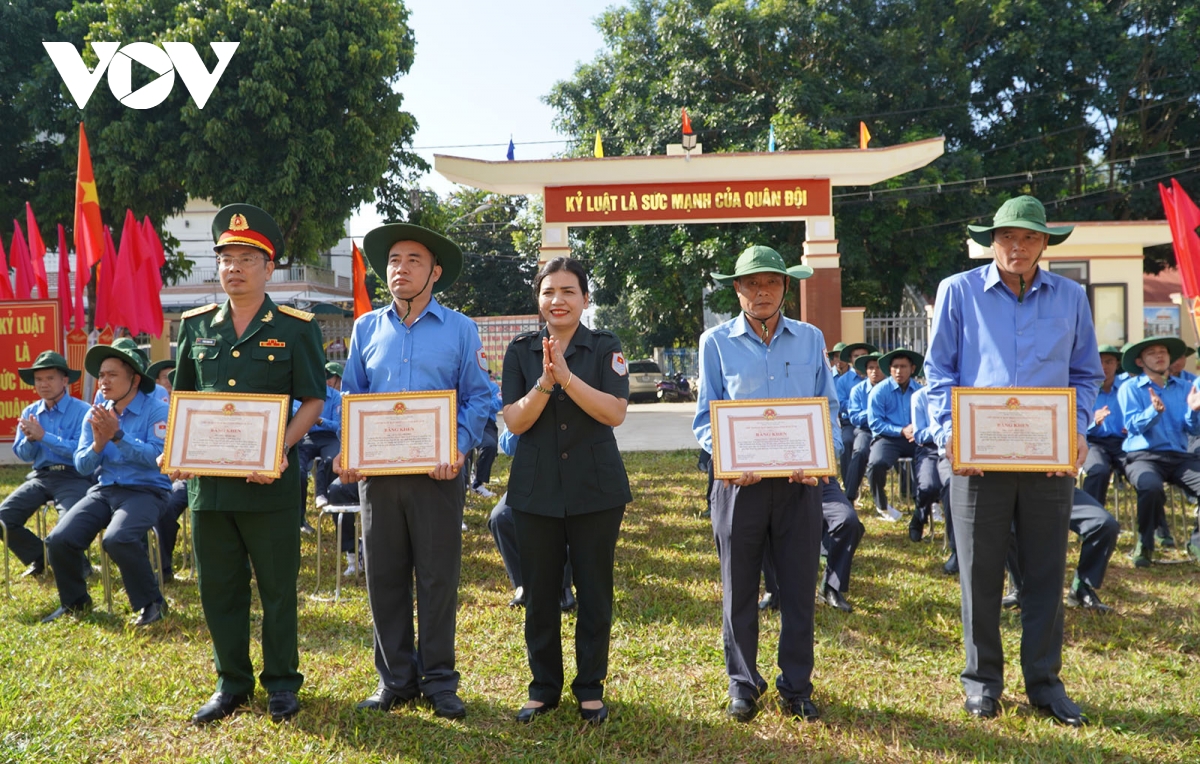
[560,587,577,613]
[943,553,959,575]
[508,586,525,608]
[1001,589,1021,610]
[192,691,250,724]
[268,690,300,722]
[133,601,165,626]
[757,592,778,611]
[515,701,557,723]
[356,686,408,712]
[41,596,92,623]
[1035,696,1088,727]
[579,702,608,725]
[1066,584,1112,614]
[789,697,820,722]
[428,691,466,720]
[21,559,45,578]
[1157,532,1176,548]
[820,585,853,613]
[726,697,757,722]
[908,519,924,543]
[964,695,998,719]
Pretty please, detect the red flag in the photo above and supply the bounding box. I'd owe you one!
[134,218,164,337]
[141,216,166,268]
[74,124,103,326]
[9,222,33,299]
[94,225,117,330]
[24,204,49,299]
[681,108,693,135]
[106,210,144,333]
[352,241,372,319]
[57,224,73,330]
[1161,180,1200,338]
[0,236,13,300]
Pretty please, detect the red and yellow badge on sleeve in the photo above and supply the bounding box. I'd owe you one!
[611,352,627,376]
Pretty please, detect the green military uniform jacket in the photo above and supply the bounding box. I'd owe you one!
[501,324,632,517]
[173,295,327,513]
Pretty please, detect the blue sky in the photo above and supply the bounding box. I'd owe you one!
[349,0,624,236]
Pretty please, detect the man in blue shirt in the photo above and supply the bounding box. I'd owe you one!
[1117,336,1200,567]
[1,351,94,578]
[298,361,344,529]
[866,349,923,522]
[827,342,848,377]
[693,245,840,724]
[469,372,503,498]
[1081,345,1126,505]
[835,342,877,482]
[145,358,188,583]
[845,352,884,505]
[42,339,170,626]
[908,384,943,544]
[925,196,1101,727]
[340,223,492,721]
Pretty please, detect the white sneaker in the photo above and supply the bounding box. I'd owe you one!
[931,503,944,523]
[315,495,329,509]
[887,505,903,521]
[472,485,496,499]
[876,505,900,522]
[461,522,468,532]
[343,553,359,576]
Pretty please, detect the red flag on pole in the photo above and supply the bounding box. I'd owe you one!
[57,224,73,330]
[1160,180,1200,338]
[24,204,49,299]
[351,241,372,319]
[681,108,693,135]
[94,225,117,330]
[9,222,33,299]
[0,236,13,300]
[75,123,103,327]
[107,210,143,333]
[134,217,164,337]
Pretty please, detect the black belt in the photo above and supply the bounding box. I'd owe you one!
[40,465,73,473]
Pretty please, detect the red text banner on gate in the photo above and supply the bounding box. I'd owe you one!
[544,178,832,225]
[0,300,63,441]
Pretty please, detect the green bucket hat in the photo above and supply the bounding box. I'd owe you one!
[146,358,176,382]
[362,223,463,294]
[212,203,285,261]
[18,350,81,386]
[325,361,345,378]
[853,351,883,376]
[85,337,156,394]
[711,245,813,286]
[827,341,847,359]
[879,348,924,378]
[1097,344,1123,359]
[839,342,880,363]
[1121,335,1187,376]
[967,196,1074,248]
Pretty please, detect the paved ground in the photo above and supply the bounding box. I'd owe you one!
[616,400,700,452]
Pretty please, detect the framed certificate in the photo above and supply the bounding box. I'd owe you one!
[162,392,289,478]
[710,398,838,480]
[340,390,457,476]
[951,387,1077,472]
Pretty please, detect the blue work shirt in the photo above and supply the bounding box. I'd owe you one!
[1174,370,1197,387]
[910,386,939,446]
[693,314,841,455]
[847,378,878,428]
[12,394,91,470]
[868,377,921,438]
[499,428,518,457]
[485,378,503,420]
[925,262,1102,446]
[75,392,171,490]
[1088,380,1124,440]
[836,371,865,424]
[310,385,343,436]
[343,297,492,454]
[1119,375,1200,453]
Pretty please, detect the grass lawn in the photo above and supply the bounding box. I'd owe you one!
[0,451,1197,763]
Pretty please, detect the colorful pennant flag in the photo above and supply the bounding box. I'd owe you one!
[351,241,372,319]
[0,235,13,300]
[593,130,604,158]
[9,221,33,299]
[859,122,872,150]
[74,123,103,325]
[682,108,693,135]
[1160,180,1200,338]
[506,137,515,161]
[25,204,49,299]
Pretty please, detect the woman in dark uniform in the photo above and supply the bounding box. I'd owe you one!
[502,257,631,725]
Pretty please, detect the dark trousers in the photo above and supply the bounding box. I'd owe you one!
[513,505,623,704]
[0,470,92,565]
[361,473,464,698]
[326,477,362,554]
[155,482,189,579]
[1081,436,1126,505]
[1006,490,1119,593]
[913,444,942,522]
[838,421,855,484]
[193,507,302,695]
[298,431,340,522]
[46,483,166,612]
[488,493,572,591]
[867,435,916,512]
[1123,450,1200,555]
[471,419,499,489]
[937,457,957,554]
[762,480,863,595]
[844,427,873,501]
[711,477,822,701]
[950,473,1073,704]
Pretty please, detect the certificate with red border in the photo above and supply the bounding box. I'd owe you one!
[710,398,838,480]
[340,391,457,476]
[162,392,289,478]
[951,387,1076,472]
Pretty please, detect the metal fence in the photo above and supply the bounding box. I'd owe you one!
[863,313,932,356]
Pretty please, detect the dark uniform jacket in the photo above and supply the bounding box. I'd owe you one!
[173,295,326,513]
[502,324,631,517]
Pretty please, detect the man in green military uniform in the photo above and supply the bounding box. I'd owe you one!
[170,204,326,724]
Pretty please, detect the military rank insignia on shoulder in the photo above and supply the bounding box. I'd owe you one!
[278,305,314,322]
[181,303,219,320]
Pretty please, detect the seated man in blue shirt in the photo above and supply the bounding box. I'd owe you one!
[836,342,877,483]
[1081,345,1126,506]
[845,352,885,507]
[1,351,94,578]
[1117,336,1200,567]
[908,384,942,543]
[298,362,344,530]
[43,338,171,626]
[866,349,923,522]
[145,359,188,583]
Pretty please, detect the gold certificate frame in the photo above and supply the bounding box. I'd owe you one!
[951,387,1077,473]
[710,397,838,480]
[162,392,289,478]
[340,390,458,476]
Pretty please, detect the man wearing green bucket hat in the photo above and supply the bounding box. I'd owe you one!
[1081,346,1127,505]
[1115,336,1200,567]
[43,338,170,626]
[693,244,839,723]
[1,351,94,579]
[925,195,1102,727]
